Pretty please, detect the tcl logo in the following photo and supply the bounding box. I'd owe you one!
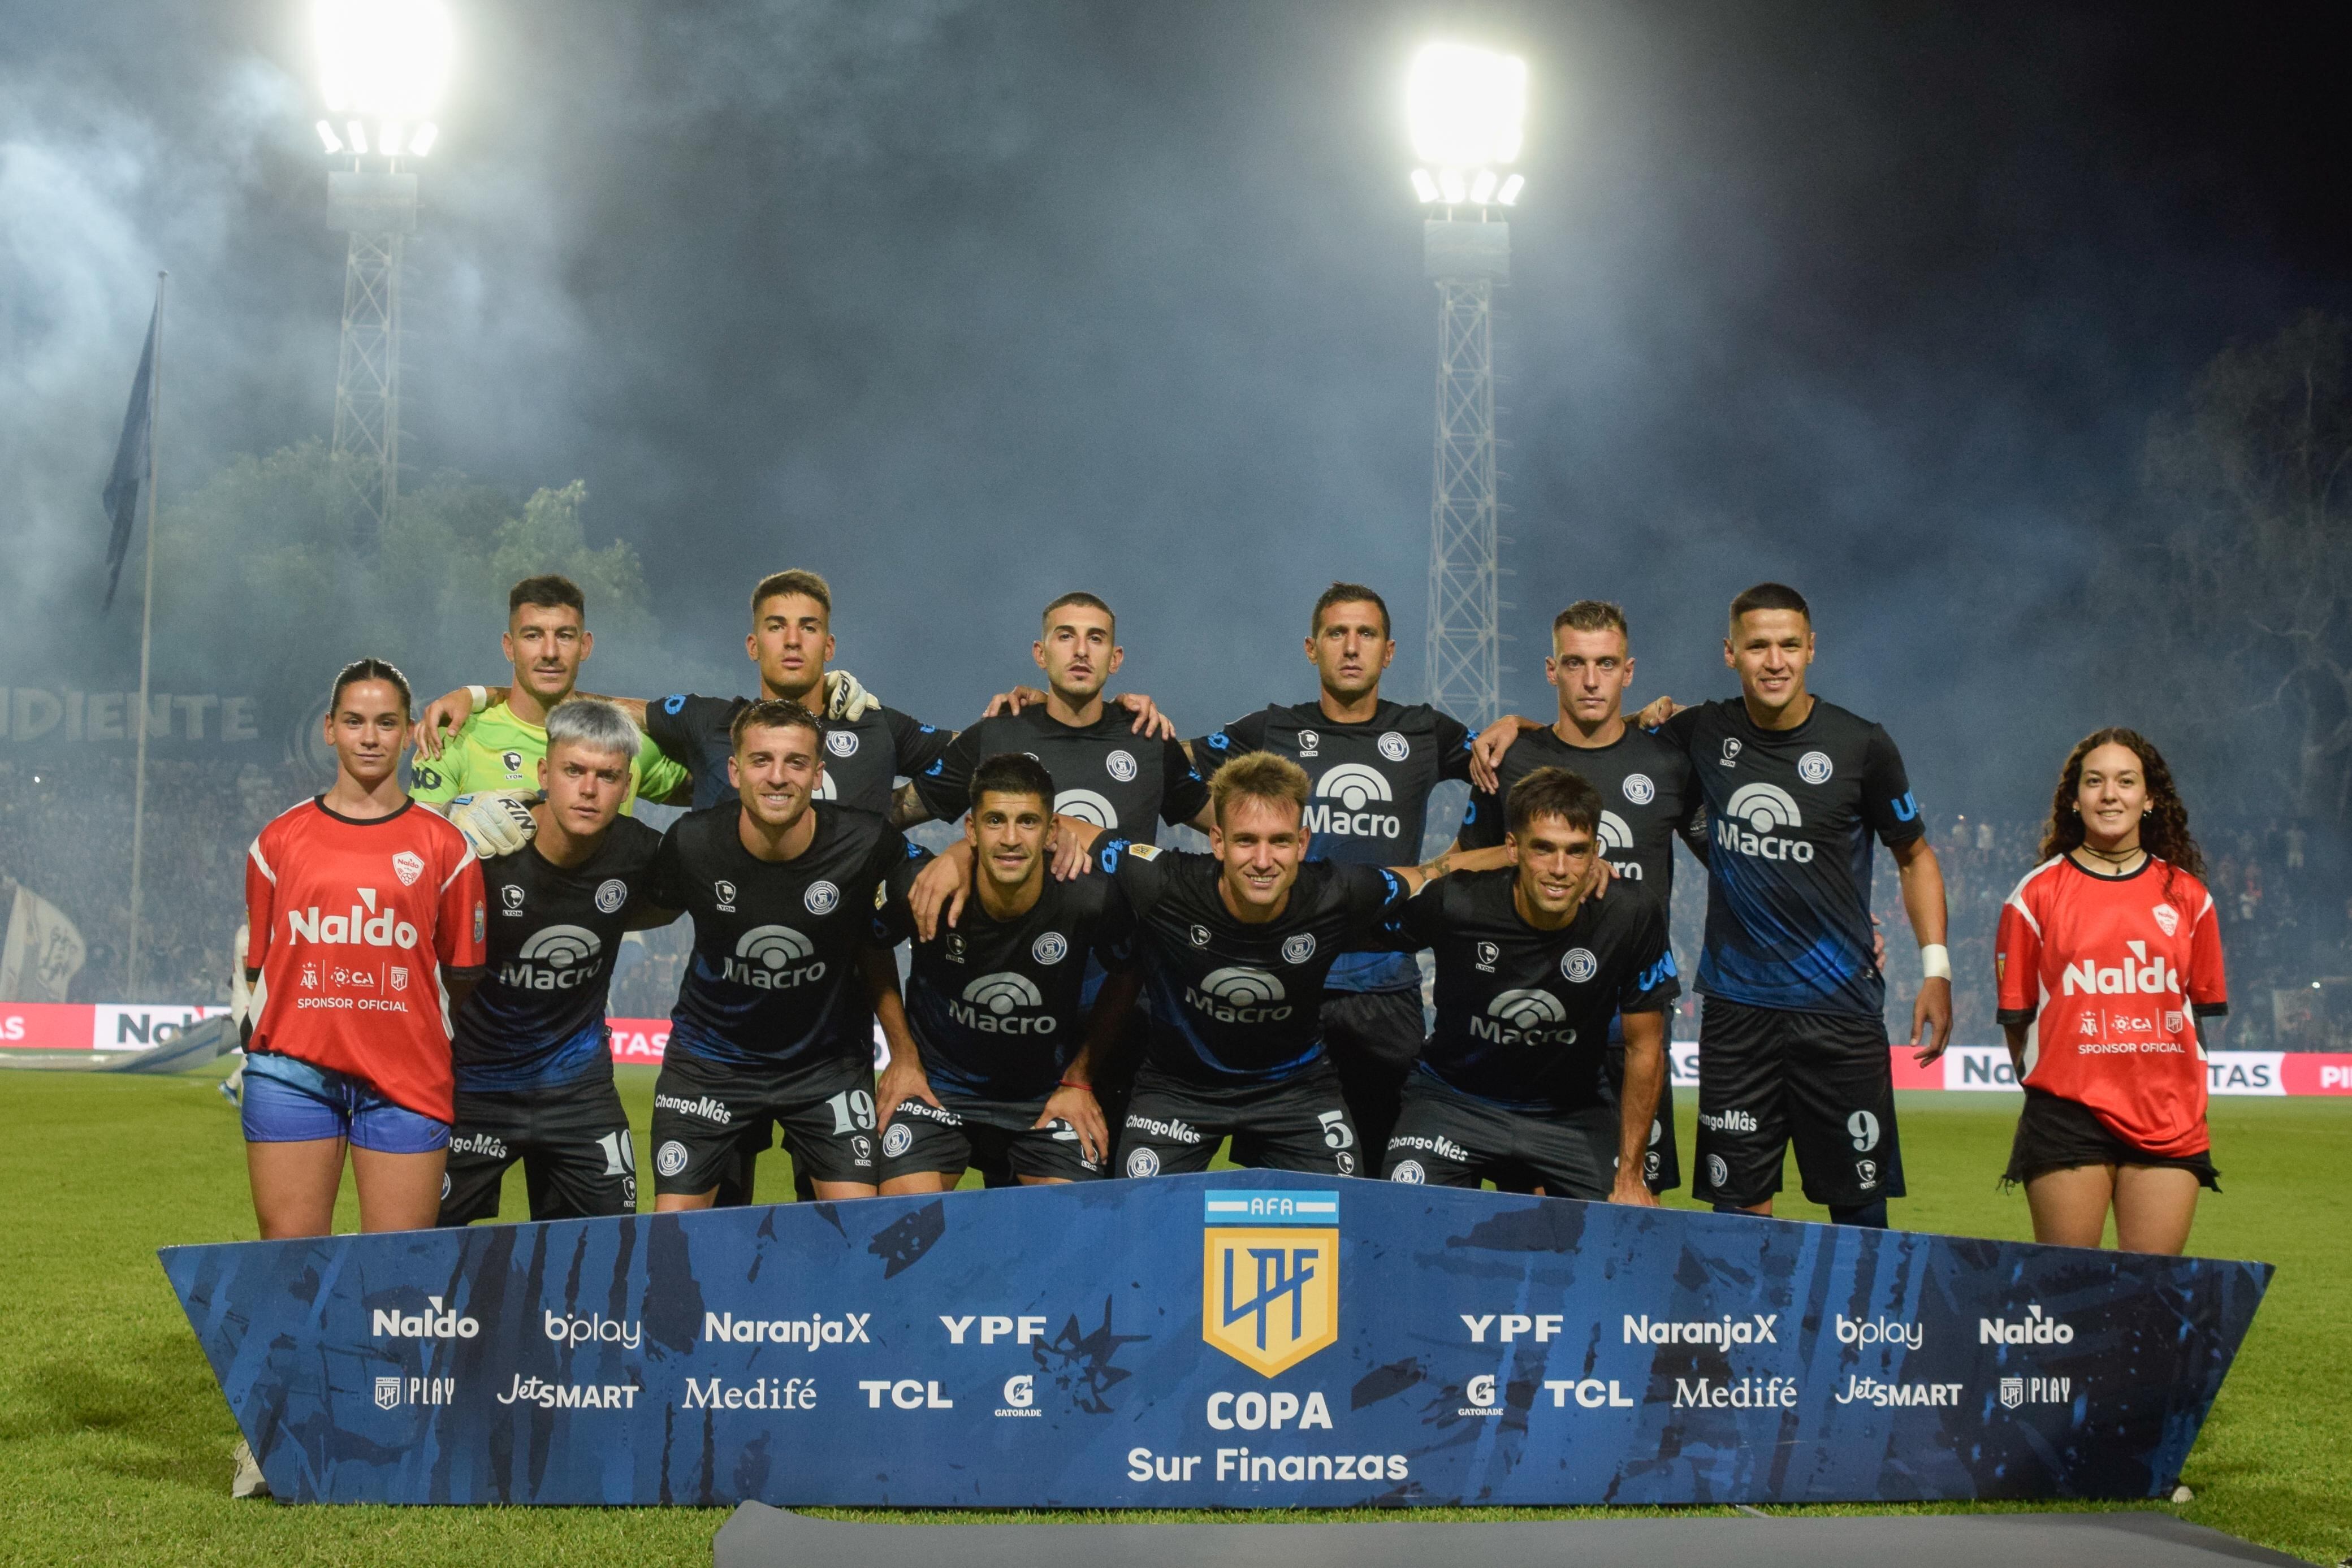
[288,888,418,950]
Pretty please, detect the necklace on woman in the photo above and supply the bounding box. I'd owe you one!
[2074,838,2145,872]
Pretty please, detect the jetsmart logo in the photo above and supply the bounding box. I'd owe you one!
[1979,1304,2076,1345]
[498,1374,639,1409]
[1624,1313,1778,1346]
[952,973,1056,1034]
[1714,783,1813,863]
[1304,764,1401,840]
[703,1311,871,1349]
[1598,811,1643,878]
[1185,966,1291,1024]
[2060,941,2178,998]
[1054,788,1119,828]
[374,1295,479,1340]
[724,925,825,989]
[1471,988,1576,1046]
[288,887,418,950]
[500,925,603,990]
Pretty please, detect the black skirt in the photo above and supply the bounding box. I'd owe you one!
[2003,1086,2220,1191]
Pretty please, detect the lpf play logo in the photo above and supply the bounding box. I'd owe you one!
[1201,1189,1339,1377]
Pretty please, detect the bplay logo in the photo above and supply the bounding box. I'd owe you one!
[953,972,1056,1033]
[726,925,825,989]
[1715,783,1812,861]
[1305,764,1400,839]
[1835,1314,1922,1350]
[373,1295,478,1340]
[1056,788,1119,828]
[500,924,603,990]
[1186,967,1290,1023]
[1472,988,1576,1046]
[546,1311,641,1350]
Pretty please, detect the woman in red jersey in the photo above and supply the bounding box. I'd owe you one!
[1994,728,2224,1254]
[241,660,487,1237]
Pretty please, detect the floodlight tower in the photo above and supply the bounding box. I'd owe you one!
[312,0,452,544]
[1409,44,1527,731]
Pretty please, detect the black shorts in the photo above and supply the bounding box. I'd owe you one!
[1322,987,1426,1155]
[1603,1026,1681,1193]
[2004,1087,2220,1191]
[439,1072,637,1224]
[1117,1058,1361,1178]
[1693,997,1904,1208]
[1380,1071,1620,1201]
[879,1091,1106,1184]
[647,1050,877,1197]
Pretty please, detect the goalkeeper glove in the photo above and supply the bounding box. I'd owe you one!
[823,667,881,722]
[449,790,539,859]
[230,925,254,1047]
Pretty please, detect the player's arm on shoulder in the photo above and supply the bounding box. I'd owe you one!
[1108,690,1177,739]
[1161,739,1212,828]
[1468,713,1548,791]
[889,779,936,830]
[412,683,497,761]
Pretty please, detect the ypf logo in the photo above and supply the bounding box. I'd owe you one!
[1188,966,1289,1023]
[1717,783,1812,862]
[1054,788,1119,828]
[1202,1189,1339,1376]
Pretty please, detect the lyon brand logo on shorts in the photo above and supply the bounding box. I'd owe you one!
[1201,1189,1339,1378]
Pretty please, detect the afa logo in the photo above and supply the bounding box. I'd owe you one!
[1055,789,1120,828]
[1201,1189,1339,1377]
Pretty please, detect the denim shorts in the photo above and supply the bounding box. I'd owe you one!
[240,1052,451,1154]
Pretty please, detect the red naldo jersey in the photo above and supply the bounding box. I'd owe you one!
[1995,855,2226,1158]
[244,798,488,1123]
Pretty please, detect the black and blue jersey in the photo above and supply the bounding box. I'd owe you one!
[1457,724,1703,897]
[1188,700,1472,994]
[1654,698,1924,1017]
[453,818,668,1093]
[874,850,1132,1101]
[1097,840,1408,1085]
[1378,869,1677,1113]
[647,802,913,1071]
[910,704,1207,836]
[644,693,953,816]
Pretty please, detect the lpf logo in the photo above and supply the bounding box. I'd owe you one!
[1201,1189,1339,1378]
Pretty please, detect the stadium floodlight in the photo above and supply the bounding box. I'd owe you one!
[1407,42,1527,210]
[408,121,438,156]
[315,0,453,129]
[316,119,343,154]
[1496,173,1524,207]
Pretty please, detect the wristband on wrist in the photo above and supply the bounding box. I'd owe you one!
[1919,942,1952,981]
[1057,1079,1093,1091]
[466,684,488,709]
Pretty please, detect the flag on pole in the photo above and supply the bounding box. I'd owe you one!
[0,882,88,1003]
[101,303,159,611]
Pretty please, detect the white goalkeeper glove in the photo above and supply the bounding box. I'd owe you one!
[449,789,539,859]
[823,667,881,722]
[230,925,254,1047]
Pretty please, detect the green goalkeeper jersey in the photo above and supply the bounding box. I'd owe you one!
[409,701,689,815]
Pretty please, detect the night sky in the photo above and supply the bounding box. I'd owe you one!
[4,1,2349,812]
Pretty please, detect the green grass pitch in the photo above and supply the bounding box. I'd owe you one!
[1,1066,2342,1565]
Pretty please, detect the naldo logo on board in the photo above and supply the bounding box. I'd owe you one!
[373,1294,477,1340]
[1201,1189,1339,1376]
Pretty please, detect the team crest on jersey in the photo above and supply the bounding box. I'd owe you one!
[1201,1189,1339,1377]
[883,1123,914,1158]
[1032,932,1069,965]
[1106,750,1139,783]
[595,879,628,915]
[826,730,859,757]
[1475,941,1499,971]
[1281,933,1317,965]
[1561,947,1598,984]
[392,850,425,886]
[2152,903,2180,937]
[501,884,526,912]
[1622,773,1655,805]
[714,880,738,911]
[1189,923,1212,948]
[1376,730,1410,762]
[1719,738,1742,768]
[1798,750,1834,785]
[1296,729,1321,756]
[805,881,840,915]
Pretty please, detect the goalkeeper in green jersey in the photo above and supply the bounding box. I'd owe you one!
[413,574,691,856]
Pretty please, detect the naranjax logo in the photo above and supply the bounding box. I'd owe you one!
[702,1311,871,1349]
[1624,1313,1778,1347]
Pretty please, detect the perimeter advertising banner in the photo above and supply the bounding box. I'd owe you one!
[161,1172,2268,1508]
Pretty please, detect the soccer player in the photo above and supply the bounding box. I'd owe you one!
[1382,766,1678,1201]
[643,698,916,1206]
[871,753,1138,1191]
[239,659,486,1238]
[1017,752,1465,1178]
[409,575,691,857]
[438,700,680,1225]
[1603,583,1951,1228]
[1995,729,2224,1254]
[1456,600,1700,1193]
[1186,583,1478,1163]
